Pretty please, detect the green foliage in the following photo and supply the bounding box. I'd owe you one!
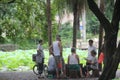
[18,39,36,50]
[104,0,114,21]
[59,22,73,47]
[86,33,99,39]
[59,22,81,47]
[0,50,35,70]
[86,0,114,36]
[0,48,88,71]
[0,0,116,49]
[0,48,120,71]
[86,11,99,35]
[0,0,58,48]
[0,28,5,43]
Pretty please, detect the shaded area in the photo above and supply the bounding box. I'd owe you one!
[0,70,120,80]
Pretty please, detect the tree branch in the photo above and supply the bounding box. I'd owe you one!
[87,0,111,32]
[111,0,120,29]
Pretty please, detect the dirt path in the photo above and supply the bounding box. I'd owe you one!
[0,71,38,80]
[0,70,120,80]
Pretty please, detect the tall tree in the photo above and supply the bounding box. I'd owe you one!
[87,0,120,79]
[81,1,86,41]
[54,0,85,48]
[46,0,52,50]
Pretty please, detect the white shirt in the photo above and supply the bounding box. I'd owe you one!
[48,55,56,71]
[69,54,79,64]
[87,45,96,59]
[36,54,43,63]
[53,41,60,56]
[37,44,44,58]
[89,56,98,69]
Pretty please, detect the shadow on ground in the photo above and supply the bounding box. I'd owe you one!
[0,70,120,80]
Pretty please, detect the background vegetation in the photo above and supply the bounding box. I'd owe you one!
[0,0,120,72]
[0,0,116,49]
[0,48,88,71]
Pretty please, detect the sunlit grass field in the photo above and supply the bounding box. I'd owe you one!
[0,48,120,71]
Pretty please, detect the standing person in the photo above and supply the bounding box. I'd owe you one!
[87,39,97,60]
[36,39,44,76]
[50,35,65,78]
[68,47,83,78]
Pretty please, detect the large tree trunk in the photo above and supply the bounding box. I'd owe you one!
[87,0,120,79]
[82,3,86,41]
[98,0,104,71]
[72,2,80,48]
[46,0,52,51]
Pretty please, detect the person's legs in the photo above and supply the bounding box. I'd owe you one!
[48,70,56,78]
[86,66,91,77]
[83,65,90,77]
[54,56,60,78]
[80,67,83,77]
[61,57,67,77]
[37,63,43,74]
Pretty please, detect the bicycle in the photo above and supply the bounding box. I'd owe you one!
[33,64,48,76]
[32,54,48,78]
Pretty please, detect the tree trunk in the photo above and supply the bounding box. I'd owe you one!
[87,0,120,79]
[82,3,86,41]
[98,0,104,71]
[72,2,80,48]
[46,0,52,52]
[99,42,120,80]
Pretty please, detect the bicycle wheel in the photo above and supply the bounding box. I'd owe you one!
[33,65,39,75]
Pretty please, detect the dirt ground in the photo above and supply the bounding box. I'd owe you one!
[0,70,120,80]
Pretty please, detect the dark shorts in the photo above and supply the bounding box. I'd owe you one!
[68,64,80,71]
[54,56,65,71]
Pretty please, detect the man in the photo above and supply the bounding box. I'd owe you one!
[48,52,56,78]
[50,35,65,78]
[68,47,83,78]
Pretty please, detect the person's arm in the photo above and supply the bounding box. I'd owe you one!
[49,45,54,56]
[68,55,70,64]
[92,58,98,65]
[85,58,92,64]
[58,41,62,56]
[76,54,83,77]
[80,67,83,77]
[76,54,80,64]
[37,44,43,54]
[48,57,50,66]
[87,60,92,64]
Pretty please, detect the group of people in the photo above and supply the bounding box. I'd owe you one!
[35,35,103,78]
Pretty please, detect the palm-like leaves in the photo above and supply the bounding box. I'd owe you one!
[54,0,86,48]
[54,0,85,14]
